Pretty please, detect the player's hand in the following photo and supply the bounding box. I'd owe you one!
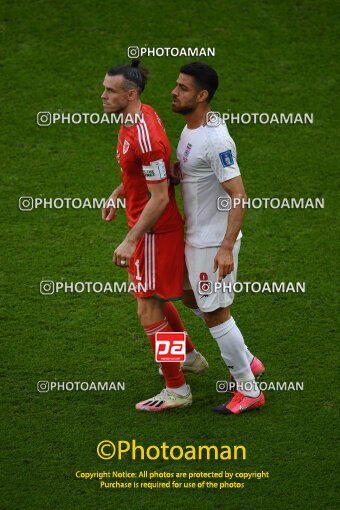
[170,161,182,185]
[213,247,234,282]
[102,193,118,222]
[113,238,136,267]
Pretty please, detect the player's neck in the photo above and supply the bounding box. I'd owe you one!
[185,105,211,129]
[121,100,142,126]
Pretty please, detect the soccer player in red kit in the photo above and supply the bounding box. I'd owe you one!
[101,60,208,411]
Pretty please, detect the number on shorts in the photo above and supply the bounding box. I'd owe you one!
[200,272,209,281]
[135,259,142,281]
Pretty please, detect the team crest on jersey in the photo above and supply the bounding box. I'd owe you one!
[123,139,130,154]
[183,142,192,162]
[219,149,234,167]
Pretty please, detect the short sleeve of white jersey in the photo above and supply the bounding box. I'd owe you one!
[205,124,241,183]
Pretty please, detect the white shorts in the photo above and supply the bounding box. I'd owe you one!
[184,239,241,313]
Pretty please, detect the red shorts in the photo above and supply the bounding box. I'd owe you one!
[128,229,184,299]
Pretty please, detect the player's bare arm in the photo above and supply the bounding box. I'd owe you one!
[169,160,182,185]
[102,182,125,221]
[213,176,247,281]
[113,179,169,266]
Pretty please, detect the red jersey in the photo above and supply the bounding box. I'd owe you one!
[116,104,183,233]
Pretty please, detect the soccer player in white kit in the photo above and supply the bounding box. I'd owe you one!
[171,62,265,414]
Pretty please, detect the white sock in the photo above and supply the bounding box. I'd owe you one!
[184,348,197,364]
[167,384,188,397]
[235,374,260,398]
[191,307,204,320]
[209,317,259,397]
[192,307,254,364]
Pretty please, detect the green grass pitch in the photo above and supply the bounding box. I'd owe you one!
[1,0,338,508]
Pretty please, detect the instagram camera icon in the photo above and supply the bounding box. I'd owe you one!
[206,111,221,127]
[127,46,139,58]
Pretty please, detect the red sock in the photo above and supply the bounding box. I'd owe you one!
[163,302,195,354]
[144,319,186,389]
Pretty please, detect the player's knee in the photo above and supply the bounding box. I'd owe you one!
[137,298,163,326]
[137,302,149,324]
[204,307,231,328]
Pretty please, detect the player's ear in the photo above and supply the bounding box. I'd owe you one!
[127,88,139,102]
[197,89,209,103]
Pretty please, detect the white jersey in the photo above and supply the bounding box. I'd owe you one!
[177,119,242,248]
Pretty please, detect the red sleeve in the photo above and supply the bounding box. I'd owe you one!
[135,121,168,184]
